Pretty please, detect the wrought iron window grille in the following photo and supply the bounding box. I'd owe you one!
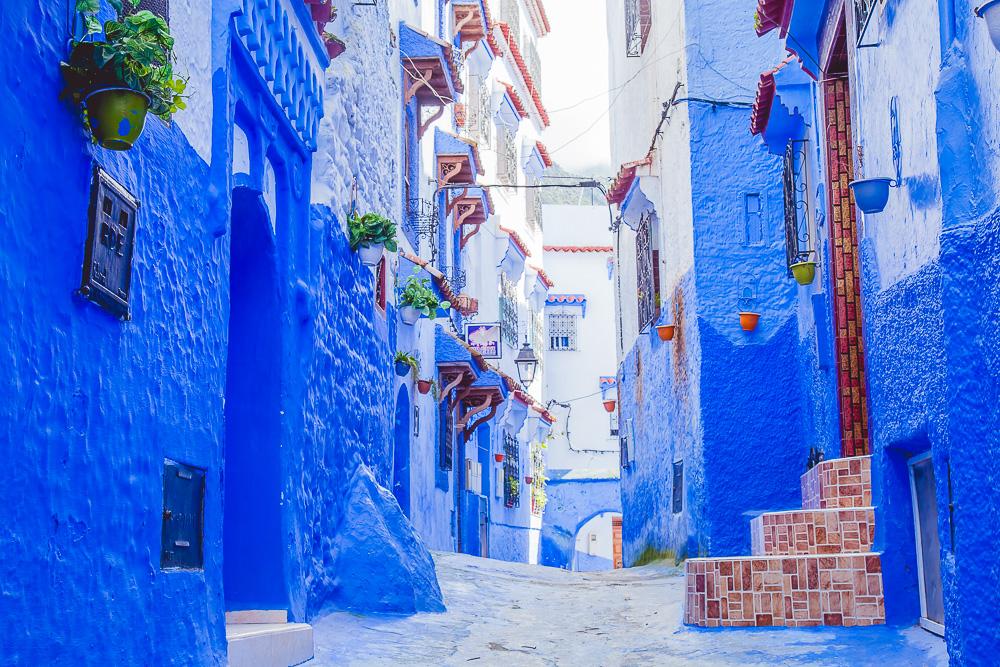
[439,396,455,471]
[635,212,659,331]
[498,0,521,40]
[404,197,441,264]
[855,0,884,48]
[526,186,543,235]
[782,139,816,270]
[465,78,493,149]
[440,265,467,292]
[503,430,520,508]
[530,308,545,368]
[499,273,519,348]
[547,312,577,351]
[130,0,169,22]
[624,0,652,57]
[497,127,519,187]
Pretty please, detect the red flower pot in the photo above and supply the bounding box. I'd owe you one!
[311,1,333,24]
[417,379,432,395]
[524,476,534,485]
[603,399,617,413]
[324,35,346,60]
[656,324,675,341]
[494,453,505,463]
[739,311,760,332]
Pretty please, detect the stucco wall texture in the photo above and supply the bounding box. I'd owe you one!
[539,478,622,570]
[0,0,434,663]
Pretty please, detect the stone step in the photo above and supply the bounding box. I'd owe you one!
[684,553,884,628]
[226,621,314,667]
[751,507,875,556]
[801,455,872,509]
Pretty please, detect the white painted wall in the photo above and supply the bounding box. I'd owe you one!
[573,511,621,566]
[542,205,619,474]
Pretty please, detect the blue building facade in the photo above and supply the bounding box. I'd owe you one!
[608,0,999,660]
[0,0,449,663]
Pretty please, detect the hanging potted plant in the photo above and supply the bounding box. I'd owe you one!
[603,399,617,413]
[790,251,818,286]
[398,269,451,324]
[976,1,1000,52]
[323,32,347,60]
[524,475,534,485]
[417,379,433,395]
[348,211,398,266]
[849,177,894,214]
[655,323,676,341]
[61,0,188,151]
[739,311,761,332]
[394,351,418,378]
[310,0,335,24]
[737,286,760,332]
[494,453,505,463]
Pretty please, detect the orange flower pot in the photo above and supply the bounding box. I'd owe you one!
[417,380,432,395]
[739,311,760,332]
[494,453,505,463]
[603,399,617,413]
[656,324,675,341]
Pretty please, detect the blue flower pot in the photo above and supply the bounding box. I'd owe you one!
[394,360,410,377]
[977,0,1000,52]
[849,178,892,214]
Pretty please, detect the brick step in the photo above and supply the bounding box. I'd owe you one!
[751,507,875,556]
[684,553,884,628]
[801,455,872,509]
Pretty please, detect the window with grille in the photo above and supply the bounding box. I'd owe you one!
[497,127,518,186]
[547,313,577,351]
[467,77,493,148]
[499,274,519,348]
[374,257,387,312]
[439,397,455,471]
[624,0,651,57]
[526,185,543,236]
[530,308,545,369]
[672,461,684,513]
[503,430,520,508]
[635,213,659,330]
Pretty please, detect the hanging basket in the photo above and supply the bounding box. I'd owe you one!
[603,399,617,413]
[976,0,1000,52]
[739,311,761,332]
[790,261,817,286]
[84,88,150,151]
[417,379,432,395]
[849,178,892,214]
[394,360,411,377]
[656,324,676,341]
[324,34,346,60]
[494,453,505,463]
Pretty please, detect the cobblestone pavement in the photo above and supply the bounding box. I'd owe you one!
[312,552,947,666]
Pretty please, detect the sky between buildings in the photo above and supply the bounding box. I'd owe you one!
[538,0,613,177]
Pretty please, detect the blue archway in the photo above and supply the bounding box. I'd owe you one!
[223,185,287,610]
[392,386,411,517]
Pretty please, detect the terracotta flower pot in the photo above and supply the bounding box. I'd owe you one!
[417,379,432,395]
[524,476,534,485]
[656,324,675,341]
[739,311,761,332]
[494,453,505,463]
[603,399,617,413]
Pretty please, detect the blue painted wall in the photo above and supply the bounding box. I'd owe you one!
[539,477,621,570]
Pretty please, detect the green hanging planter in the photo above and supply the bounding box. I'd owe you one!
[790,260,817,286]
[84,88,150,151]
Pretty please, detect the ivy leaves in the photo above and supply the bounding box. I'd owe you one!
[64,0,187,121]
[399,269,450,319]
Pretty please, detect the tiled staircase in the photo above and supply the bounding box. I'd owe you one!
[684,455,885,628]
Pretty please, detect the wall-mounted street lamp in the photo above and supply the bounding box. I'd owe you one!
[976,2,1000,52]
[514,338,539,387]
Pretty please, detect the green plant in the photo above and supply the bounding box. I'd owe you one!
[399,269,451,319]
[508,477,519,496]
[61,0,188,122]
[348,212,398,252]
[394,351,419,375]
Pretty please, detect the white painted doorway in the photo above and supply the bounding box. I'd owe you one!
[908,452,945,636]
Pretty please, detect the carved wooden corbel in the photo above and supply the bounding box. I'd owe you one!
[453,202,477,231]
[457,394,492,429]
[404,67,435,105]
[418,104,445,139]
[463,401,500,442]
[438,372,465,405]
[453,10,476,39]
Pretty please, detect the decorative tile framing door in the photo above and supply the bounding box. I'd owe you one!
[822,74,870,457]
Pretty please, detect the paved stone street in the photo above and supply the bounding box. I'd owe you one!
[313,553,947,666]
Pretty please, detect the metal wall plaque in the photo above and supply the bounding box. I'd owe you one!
[161,459,205,570]
[80,168,138,320]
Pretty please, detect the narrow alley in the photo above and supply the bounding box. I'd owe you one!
[313,552,946,666]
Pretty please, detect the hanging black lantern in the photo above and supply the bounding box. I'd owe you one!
[514,338,539,387]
